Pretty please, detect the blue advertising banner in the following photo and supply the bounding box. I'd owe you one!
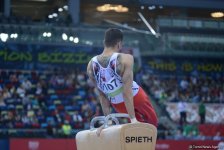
[1,43,224,76]
[142,56,224,76]
[0,43,102,70]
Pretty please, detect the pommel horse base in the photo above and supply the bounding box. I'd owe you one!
[76,113,157,150]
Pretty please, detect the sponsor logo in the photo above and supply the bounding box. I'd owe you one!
[28,141,39,150]
[125,136,152,143]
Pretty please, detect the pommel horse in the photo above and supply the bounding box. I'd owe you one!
[76,113,157,150]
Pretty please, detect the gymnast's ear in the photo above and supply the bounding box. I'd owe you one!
[117,41,122,50]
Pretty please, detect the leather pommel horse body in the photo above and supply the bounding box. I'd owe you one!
[76,113,157,150]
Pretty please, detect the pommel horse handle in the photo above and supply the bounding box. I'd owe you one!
[90,113,130,130]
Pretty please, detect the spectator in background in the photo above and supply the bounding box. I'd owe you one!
[190,75,197,86]
[30,116,40,128]
[174,129,184,140]
[70,71,76,80]
[218,142,224,150]
[22,79,32,91]
[178,99,187,125]
[35,82,42,95]
[180,76,189,91]
[18,72,25,82]
[83,118,91,130]
[22,93,30,106]
[87,78,94,88]
[157,123,169,139]
[46,120,55,138]
[62,120,72,137]
[219,90,224,103]
[206,94,212,103]
[56,74,65,87]
[9,73,18,83]
[9,86,16,96]
[72,111,83,123]
[141,73,150,89]
[65,75,74,88]
[0,91,6,106]
[183,123,198,139]
[81,100,91,113]
[36,109,44,122]
[16,85,26,98]
[49,75,57,87]
[54,109,62,124]
[198,100,206,124]
[135,69,143,86]
[73,111,83,129]
[154,87,165,101]
[201,82,209,94]
[191,91,200,103]
[14,115,23,127]
[195,131,206,140]
[94,105,102,117]
[3,88,11,98]
[213,132,222,141]
[22,114,29,126]
[77,72,86,86]
[1,68,223,139]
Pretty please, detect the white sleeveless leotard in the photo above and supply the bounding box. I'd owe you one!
[91,53,139,104]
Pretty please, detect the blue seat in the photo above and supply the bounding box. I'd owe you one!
[62,100,69,105]
[5,98,14,104]
[50,95,58,100]
[65,106,73,111]
[77,100,84,105]
[65,105,80,111]
[48,105,56,110]
[78,90,86,97]
[41,123,48,128]
[7,105,15,110]
[46,117,54,122]
[0,106,7,110]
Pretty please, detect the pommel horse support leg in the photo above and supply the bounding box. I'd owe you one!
[76,113,157,150]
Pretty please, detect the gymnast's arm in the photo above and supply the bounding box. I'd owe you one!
[87,60,111,116]
[119,54,138,123]
[87,61,110,136]
[98,90,111,116]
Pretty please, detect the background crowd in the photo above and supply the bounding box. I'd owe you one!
[0,69,223,140]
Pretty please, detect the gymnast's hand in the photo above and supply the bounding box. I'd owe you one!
[96,125,104,137]
[131,118,139,123]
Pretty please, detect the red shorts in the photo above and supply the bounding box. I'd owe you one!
[111,87,158,127]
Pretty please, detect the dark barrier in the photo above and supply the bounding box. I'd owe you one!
[10,138,224,150]
[0,139,9,150]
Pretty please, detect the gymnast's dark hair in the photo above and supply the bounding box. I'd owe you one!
[104,28,123,48]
